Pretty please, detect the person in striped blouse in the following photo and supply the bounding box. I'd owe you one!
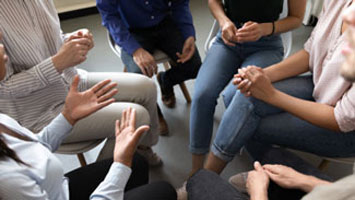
[0,0,162,166]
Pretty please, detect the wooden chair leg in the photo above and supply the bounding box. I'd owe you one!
[123,66,128,72]
[318,159,330,171]
[163,62,170,70]
[179,83,191,103]
[77,153,87,167]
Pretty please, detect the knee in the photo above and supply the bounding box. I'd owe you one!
[193,86,219,107]
[129,104,151,126]
[132,74,157,99]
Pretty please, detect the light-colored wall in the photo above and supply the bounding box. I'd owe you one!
[53,0,96,13]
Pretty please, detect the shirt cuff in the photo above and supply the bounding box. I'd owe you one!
[121,37,142,56]
[181,26,196,41]
[56,113,74,132]
[105,162,132,187]
[35,57,62,85]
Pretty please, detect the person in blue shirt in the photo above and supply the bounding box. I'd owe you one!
[96,0,202,110]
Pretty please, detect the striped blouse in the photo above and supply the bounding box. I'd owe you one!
[0,0,87,133]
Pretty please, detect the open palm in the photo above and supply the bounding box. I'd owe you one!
[62,75,118,125]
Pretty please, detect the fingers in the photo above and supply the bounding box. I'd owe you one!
[115,120,121,136]
[95,82,118,97]
[129,108,136,129]
[263,164,281,174]
[70,75,80,92]
[97,88,118,103]
[237,79,251,94]
[133,125,150,140]
[91,79,112,93]
[254,161,263,171]
[120,109,127,130]
[125,107,131,127]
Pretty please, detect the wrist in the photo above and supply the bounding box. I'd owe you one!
[219,18,233,29]
[114,158,132,168]
[61,108,76,126]
[299,175,331,192]
[261,22,274,37]
[250,188,268,200]
[51,55,64,73]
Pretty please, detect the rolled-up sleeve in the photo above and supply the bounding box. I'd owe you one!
[334,85,355,132]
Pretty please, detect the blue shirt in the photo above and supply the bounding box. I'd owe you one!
[96,0,196,55]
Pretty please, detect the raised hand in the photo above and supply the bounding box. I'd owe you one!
[62,75,118,125]
[66,28,94,50]
[133,48,157,77]
[177,36,196,63]
[52,37,92,73]
[113,107,150,167]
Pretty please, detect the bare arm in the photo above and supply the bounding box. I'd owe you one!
[274,0,307,34]
[208,0,230,28]
[265,49,310,83]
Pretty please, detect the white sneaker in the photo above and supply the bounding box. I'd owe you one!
[137,146,162,167]
[176,181,187,200]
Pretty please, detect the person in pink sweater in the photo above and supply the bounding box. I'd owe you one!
[204,0,355,175]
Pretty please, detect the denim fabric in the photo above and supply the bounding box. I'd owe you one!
[189,30,283,155]
[120,17,202,89]
[212,75,355,162]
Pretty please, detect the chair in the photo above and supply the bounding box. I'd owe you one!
[318,157,355,171]
[204,0,292,59]
[107,32,191,103]
[56,139,104,166]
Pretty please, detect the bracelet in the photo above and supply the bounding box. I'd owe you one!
[268,21,275,36]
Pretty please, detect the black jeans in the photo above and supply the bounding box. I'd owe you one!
[66,154,176,200]
[187,144,333,200]
[120,16,202,89]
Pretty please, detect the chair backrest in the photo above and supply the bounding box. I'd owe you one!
[204,0,292,58]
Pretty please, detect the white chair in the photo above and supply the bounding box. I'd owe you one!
[107,32,191,103]
[204,0,292,59]
[56,139,104,166]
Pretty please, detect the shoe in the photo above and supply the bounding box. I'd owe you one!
[137,146,162,167]
[157,72,176,108]
[157,105,169,136]
[228,172,248,194]
[176,181,187,200]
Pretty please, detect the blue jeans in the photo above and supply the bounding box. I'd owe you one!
[212,75,355,162]
[190,30,284,155]
[121,17,202,89]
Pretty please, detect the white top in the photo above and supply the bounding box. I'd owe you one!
[0,0,88,133]
[0,114,131,200]
[304,0,355,132]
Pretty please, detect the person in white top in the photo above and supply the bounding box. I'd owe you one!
[0,0,162,166]
[0,35,177,199]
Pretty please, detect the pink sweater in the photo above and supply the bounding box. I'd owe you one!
[304,0,355,132]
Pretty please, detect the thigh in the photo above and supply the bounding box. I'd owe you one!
[66,154,149,200]
[87,72,157,104]
[63,102,150,143]
[124,181,176,200]
[194,36,242,99]
[254,112,355,157]
[187,170,248,200]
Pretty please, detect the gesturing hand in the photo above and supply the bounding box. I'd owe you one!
[66,28,94,50]
[221,21,239,46]
[177,36,196,63]
[133,48,157,78]
[236,21,272,43]
[247,161,270,197]
[113,107,150,167]
[263,164,309,191]
[62,75,118,125]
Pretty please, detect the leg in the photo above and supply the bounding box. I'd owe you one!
[189,34,243,174]
[156,17,202,88]
[206,76,314,173]
[66,154,148,199]
[63,73,159,161]
[124,182,176,200]
[187,170,249,200]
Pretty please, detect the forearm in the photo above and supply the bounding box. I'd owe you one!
[208,0,230,27]
[299,175,331,193]
[265,50,310,82]
[273,0,307,34]
[250,190,268,200]
[267,90,341,132]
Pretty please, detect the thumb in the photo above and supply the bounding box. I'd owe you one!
[134,125,150,139]
[254,161,263,171]
[70,75,80,92]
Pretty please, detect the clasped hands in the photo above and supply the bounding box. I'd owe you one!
[233,66,276,102]
[133,36,195,77]
[52,29,94,73]
[221,21,271,46]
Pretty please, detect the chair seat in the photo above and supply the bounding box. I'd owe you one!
[323,157,355,165]
[56,139,105,154]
